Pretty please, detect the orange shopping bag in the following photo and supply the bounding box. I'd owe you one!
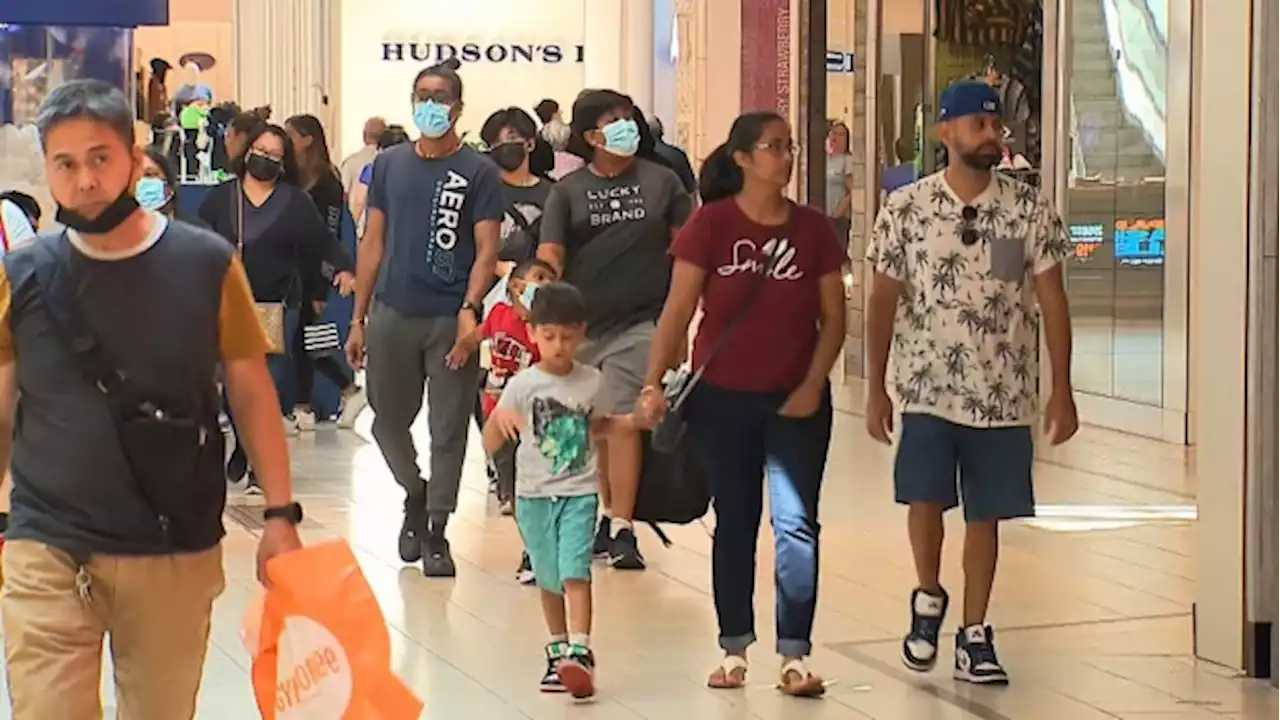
[241,540,423,719]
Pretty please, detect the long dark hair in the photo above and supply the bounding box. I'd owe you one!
[143,146,179,200]
[697,111,786,204]
[285,113,336,182]
[229,123,301,185]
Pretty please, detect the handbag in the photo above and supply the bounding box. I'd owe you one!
[650,211,792,454]
[234,182,288,354]
[29,237,225,551]
[302,320,342,356]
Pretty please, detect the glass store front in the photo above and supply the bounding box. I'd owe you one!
[813,0,1191,442]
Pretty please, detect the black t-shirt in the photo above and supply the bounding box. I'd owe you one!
[498,179,552,263]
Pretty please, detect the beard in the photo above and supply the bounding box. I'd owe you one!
[958,145,1001,171]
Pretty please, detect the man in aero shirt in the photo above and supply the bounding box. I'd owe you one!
[864,81,1076,685]
[346,62,502,578]
[538,89,692,570]
[0,80,300,718]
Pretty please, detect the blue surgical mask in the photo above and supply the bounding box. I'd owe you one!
[413,100,454,139]
[519,282,540,309]
[600,118,640,157]
[135,176,169,211]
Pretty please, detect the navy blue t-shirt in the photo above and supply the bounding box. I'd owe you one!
[368,144,503,317]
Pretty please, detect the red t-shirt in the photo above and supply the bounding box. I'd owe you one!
[670,199,845,393]
[480,302,539,415]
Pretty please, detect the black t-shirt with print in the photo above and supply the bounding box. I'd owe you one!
[498,179,552,263]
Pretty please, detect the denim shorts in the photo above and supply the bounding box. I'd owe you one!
[516,494,598,593]
[893,413,1035,522]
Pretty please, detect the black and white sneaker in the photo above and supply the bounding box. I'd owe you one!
[902,587,949,672]
[421,535,456,577]
[398,497,426,564]
[556,646,596,698]
[516,552,535,585]
[954,624,1009,685]
[591,516,612,557]
[608,527,645,570]
[540,642,567,693]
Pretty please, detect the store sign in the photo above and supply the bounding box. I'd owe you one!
[1114,217,1165,265]
[0,0,168,27]
[380,42,585,65]
[1068,223,1105,262]
[826,51,854,74]
[741,0,791,116]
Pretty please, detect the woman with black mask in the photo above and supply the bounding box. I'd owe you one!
[286,113,367,430]
[198,123,355,493]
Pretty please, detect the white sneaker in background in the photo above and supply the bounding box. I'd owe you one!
[282,416,300,437]
[294,410,317,432]
[337,388,368,429]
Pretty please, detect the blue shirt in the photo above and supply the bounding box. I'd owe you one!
[367,144,503,317]
[882,163,918,194]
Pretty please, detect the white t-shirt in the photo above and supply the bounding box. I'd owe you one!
[0,200,36,255]
[866,170,1070,428]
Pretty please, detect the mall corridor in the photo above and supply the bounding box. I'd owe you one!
[1,404,1270,720]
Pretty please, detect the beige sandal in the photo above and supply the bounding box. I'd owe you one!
[777,658,825,697]
[707,654,749,689]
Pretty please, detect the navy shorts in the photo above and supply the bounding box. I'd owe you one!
[893,413,1035,522]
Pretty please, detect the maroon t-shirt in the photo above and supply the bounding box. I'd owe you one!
[671,199,845,393]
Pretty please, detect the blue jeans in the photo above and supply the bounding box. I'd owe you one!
[685,381,833,657]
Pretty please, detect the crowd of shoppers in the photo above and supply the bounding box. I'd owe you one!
[0,52,1082,712]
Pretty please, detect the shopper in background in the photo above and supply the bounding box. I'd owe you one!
[345,60,502,578]
[0,191,39,254]
[481,107,553,272]
[647,116,697,195]
[538,89,692,571]
[138,147,208,228]
[349,125,410,237]
[882,136,920,194]
[541,116,584,181]
[198,123,355,493]
[864,80,1077,685]
[286,114,368,430]
[637,111,845,696]
[340,116,387,192]
[825,121,855,255]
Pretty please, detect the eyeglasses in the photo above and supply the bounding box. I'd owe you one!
[960,205,980,246]
[412,90,456,104]
[754,139,797,155]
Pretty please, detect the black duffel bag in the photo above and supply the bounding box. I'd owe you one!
[633,429,711,536]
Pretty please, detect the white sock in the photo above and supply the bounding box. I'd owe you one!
[569,633,590,649]
[614,518,633,533]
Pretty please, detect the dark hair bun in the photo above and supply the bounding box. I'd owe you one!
[438,57,462,71]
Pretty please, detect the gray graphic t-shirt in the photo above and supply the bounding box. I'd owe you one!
[367,143,503,317]
[497,363,610,498]
[540,159,691,338]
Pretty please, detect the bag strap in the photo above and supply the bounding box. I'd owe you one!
[0,214,10,254]
[31,237,134,404]
[673,205,794,407]
[235,179,301,306]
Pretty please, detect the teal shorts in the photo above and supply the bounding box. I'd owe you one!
[516,494,598,593]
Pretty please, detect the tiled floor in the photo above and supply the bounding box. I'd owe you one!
[4,394,1277,719]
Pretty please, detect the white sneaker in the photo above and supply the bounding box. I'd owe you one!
[282,416,300,437]
[337,388,368,429]
[294,410,317,432]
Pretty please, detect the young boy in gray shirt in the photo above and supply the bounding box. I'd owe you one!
[482,281,630,699]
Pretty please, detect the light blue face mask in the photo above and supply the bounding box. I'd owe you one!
[518,282,540,309]
[600,118,640,157]
[413,100,454,139]
[135,176,169,211]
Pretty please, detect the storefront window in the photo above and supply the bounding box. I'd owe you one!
[1063,0,1168,405]
[0,24,133,212]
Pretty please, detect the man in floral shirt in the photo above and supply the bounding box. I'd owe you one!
[864,80,1077,685]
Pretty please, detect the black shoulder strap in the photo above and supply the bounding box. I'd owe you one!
[30,236,131,401]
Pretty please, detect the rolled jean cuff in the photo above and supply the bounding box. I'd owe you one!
[719,632,756,652]
[777,638,813,657]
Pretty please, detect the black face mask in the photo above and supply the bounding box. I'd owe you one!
[55,189,140,235]
[490,142,528,172]
[246,154,284,182]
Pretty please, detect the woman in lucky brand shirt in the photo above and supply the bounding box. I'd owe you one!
[637,111,846,697]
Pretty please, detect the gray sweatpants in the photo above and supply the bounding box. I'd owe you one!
[366,303,480,523]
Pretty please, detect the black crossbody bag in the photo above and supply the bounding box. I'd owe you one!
[650,211,790,453]
[30,237,225,550]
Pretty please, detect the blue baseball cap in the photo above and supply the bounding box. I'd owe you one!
[938,81,1002,121]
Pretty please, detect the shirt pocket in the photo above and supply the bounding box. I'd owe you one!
[989,237,1026,282]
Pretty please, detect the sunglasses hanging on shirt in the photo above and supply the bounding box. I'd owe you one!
[960,205,980,246]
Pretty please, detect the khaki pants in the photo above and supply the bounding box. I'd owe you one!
[1,540,225,720]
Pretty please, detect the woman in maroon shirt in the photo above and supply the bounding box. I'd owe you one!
[638,112,846,695]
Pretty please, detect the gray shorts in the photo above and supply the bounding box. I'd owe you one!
[575,321,653,414]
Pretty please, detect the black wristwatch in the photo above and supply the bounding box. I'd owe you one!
[460,301,482,321]
[263,502,304,525]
